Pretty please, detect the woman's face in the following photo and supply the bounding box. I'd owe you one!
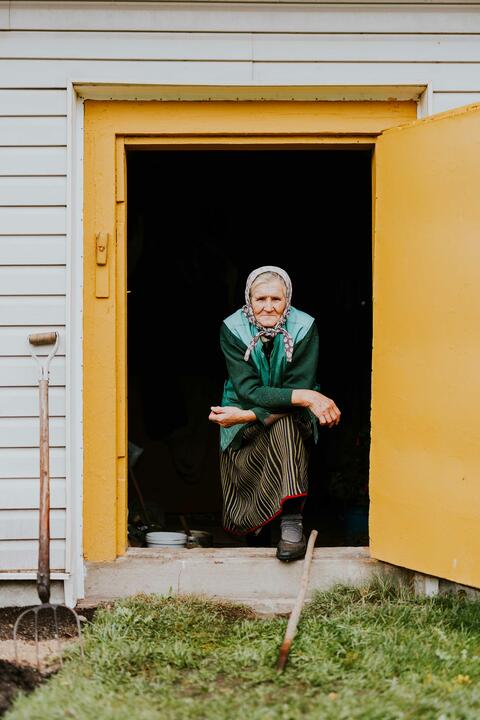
[250,278,287,328]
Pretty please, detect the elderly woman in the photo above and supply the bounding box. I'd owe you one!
[209,266,341,561]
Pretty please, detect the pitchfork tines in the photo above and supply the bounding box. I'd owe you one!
[13,331,84,670]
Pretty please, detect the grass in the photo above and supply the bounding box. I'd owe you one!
[6,574,480,720]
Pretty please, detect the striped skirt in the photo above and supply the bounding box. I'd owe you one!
[219,411,313,535]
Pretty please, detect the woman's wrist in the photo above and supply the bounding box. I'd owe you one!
[291,389,314,408]
[241,409,257,423]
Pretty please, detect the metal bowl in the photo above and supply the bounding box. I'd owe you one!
[186,530,214,548]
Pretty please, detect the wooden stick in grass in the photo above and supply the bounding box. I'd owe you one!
[276,529,318,672]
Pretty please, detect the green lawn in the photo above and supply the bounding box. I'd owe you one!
[6,575,480,720]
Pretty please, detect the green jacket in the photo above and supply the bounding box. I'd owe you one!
[219,306,321,451]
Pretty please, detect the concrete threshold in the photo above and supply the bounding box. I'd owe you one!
[83,546,403,614]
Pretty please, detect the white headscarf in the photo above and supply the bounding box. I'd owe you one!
[242,265,294,362]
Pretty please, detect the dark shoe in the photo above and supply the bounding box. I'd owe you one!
[276,533,307,562]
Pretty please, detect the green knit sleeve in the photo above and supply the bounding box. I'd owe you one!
[219,321,319,410]
[220,323,292,409]
[282,321,320,390]
[249,406,271,425]
[252,322,320,425]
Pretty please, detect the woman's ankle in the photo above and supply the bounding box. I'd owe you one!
[245,523,272,546]
[282,496,305,515]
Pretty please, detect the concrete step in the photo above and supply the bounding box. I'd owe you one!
[83,546,403,614]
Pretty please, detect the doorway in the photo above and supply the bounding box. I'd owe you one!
[125,147,372,548]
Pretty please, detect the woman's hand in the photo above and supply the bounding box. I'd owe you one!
[291,389,341,428]
[264,412,289,427]
[208,406,256,428]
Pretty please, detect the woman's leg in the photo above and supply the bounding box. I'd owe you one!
[245,523,272,547]
[220,413,311,537]
[282,496,306,515]
[279,497,304,544]
[276,441,310,560]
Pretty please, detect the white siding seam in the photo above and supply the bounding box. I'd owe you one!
[0,265,66,266]
[0,573,70,580]
[4,30,480,35]
[0,205,66,208]
[4,58,480,64]
[0,29,480,33]
[0,234,66,236]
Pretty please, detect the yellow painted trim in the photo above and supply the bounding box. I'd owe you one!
[86,100,416,138]
[115,137,128,557]
[124,137,376,149]
[83,99,416,561]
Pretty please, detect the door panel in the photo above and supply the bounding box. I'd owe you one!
[370,103,480,587]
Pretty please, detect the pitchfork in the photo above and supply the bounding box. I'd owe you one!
[13,332,84,670]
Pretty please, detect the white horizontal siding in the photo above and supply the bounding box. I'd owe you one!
[0,238,66,265]
[433,92,480,114]
[4,32,480,63]
[0,418,65,447]
[0,387,65,417]
[0,68,67,576]
[3,59,480,92]
[0,478,66,508]
[0,6,8,29]
[0,328,65,355]
[0,540,65,571]
[0,298,65,325]
[7,4,480,33]
[0,178,67,206]
[0,267,65,294]
[0,147,66,175]
[0,509,66,540]
[249,64,480,91]
[0,448,65,478]
[0,209,66,236]
[0,117,67,146]
[0,357,66,386]
[0,59,252,86]
[0,89,67,116]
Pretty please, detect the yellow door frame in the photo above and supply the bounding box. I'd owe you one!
[83,99,416,562]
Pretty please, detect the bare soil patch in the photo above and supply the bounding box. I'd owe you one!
[0,605,96,641]
[0,659,46,717]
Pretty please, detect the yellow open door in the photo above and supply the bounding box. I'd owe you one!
[370,103,480,587]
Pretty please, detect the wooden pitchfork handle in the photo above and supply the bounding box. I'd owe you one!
[29,332,59,604]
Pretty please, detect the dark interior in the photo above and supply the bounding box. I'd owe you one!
[126,147,372,547]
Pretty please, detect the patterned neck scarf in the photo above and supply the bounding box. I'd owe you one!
[242,265,294,363]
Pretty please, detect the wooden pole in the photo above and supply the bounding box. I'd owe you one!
[37,378,50,603]
[276,529,318,672]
